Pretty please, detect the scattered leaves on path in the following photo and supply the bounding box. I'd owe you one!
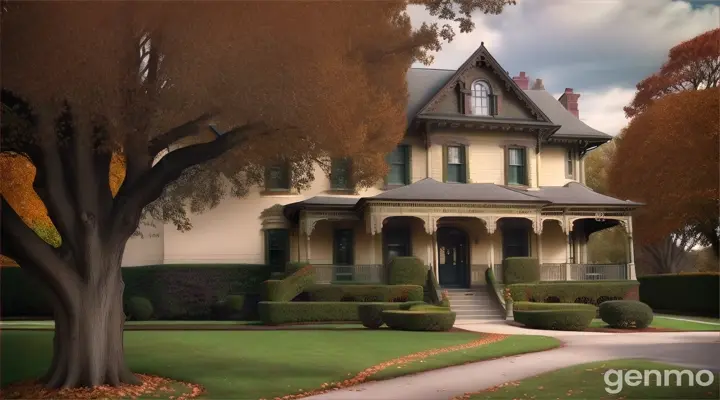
[275,333,508,400]
[0,374,204,399]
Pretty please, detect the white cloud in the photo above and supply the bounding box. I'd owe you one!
[408,0,719,136]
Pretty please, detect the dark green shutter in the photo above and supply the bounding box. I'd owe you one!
[490,94,499,116]
[523,148,530,185]
[404,145,411,184]
[442,145,448,182]
[503,146,509,185]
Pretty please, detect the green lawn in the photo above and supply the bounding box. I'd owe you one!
[589,317,720,331]
[372,335,560,380]
[467,359,720,399]
[0,320,264,329]
[1,329,556,399]
[655,314,720,324]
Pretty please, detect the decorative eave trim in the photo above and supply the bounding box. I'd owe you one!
[415,44,552,123]
[421,118,558,135]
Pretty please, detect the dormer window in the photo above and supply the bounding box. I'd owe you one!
[471,80,491,116]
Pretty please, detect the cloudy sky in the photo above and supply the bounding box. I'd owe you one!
[409,0,719,136]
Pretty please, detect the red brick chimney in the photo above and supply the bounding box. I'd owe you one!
[558,88,580,118]
[512,71,529,90]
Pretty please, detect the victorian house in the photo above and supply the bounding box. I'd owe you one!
[123,43,640,288]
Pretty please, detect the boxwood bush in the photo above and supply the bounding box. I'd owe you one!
[212,294,246,319]
[599,300,654,329]
[381,310,456,331]
[503,257,540,284]
[262,265,316,302]
[513,301,596,312]
[508,281,639,305]
[304,284,423,302]
[126,297,153,321]
[513,308,595,331]
[258,301,399,325]
[358,303,405,329]
[424,270,442,305]
[388,257,427,286]
[639,273,719,317]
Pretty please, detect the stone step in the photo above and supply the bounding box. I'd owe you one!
[455,314,505,321]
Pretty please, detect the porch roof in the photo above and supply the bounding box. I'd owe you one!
[283,179,641,220]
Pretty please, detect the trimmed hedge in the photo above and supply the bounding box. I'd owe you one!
[358,303,404,329]
[258,301,399,325]
[639,273,719,317]
[513,301,597,312]
[303,284,423,302]
[503,257,540,284]
[1,264,270,319]
[212,295,246,319]
[262,265,316,302]
[508,281,639,305]
[424,269,442,305]
[381,310,456,331]
[388,257,427,286]
[513,308,595,331]
[599,300,654,329]
[126,297,153,321]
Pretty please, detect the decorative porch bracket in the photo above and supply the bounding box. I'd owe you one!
[300,210,359,237]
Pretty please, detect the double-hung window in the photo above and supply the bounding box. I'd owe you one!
[386,145,410,186]
[507,147,527,186]
[446,145,467,183]
[266,161,290,191]
[331,158,351,190]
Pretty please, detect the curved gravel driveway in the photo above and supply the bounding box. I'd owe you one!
[305,321,720,400]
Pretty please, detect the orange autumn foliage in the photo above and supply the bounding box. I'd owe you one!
[609,88,720,247]
[0,153,126,265]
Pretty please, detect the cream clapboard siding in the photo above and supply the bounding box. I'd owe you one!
[122,134,570,268]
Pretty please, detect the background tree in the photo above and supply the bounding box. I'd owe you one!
[624,28,720,118]
[0,0,515,389]
[609,88,720,261]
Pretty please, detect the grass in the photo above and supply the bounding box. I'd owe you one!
[0,320,264,329]
[371,335,561,380]
[466,359,720,399]
[654,314,720,324]
[1,329,556,399]
[589,317,720,331]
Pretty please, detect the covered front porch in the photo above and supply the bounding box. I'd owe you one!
[275,185,638,286]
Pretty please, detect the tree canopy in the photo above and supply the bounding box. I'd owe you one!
[624,28,720,118]
[0,0,515,389]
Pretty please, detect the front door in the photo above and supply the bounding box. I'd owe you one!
[437,227,469,287]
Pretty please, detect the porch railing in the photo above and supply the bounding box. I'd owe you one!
[313,264,385,284]
[484,263,630,282]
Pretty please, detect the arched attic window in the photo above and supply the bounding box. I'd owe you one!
[471,80,497,116]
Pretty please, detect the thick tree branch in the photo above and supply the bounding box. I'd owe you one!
[1,197,80,308]
[111,123,268,240]
[147,112,215,157]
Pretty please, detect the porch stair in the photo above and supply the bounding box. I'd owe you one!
[443,288,505,322]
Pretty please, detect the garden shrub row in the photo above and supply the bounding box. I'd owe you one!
[503,257,540,284]
[508,281,639,305]
[303,284,423,302]
[0,264,270,319]
[513,301,596,312]
[262,263,315,302]
[639,273,719,317]
[382,310,456,331]
[258,301,396,325]
[514,308,595,331]
[599,300,654,329]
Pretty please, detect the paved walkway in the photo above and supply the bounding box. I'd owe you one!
[306,321,720,400]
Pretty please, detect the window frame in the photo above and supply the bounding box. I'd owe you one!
[445,145,467,183]
[506,146,528,186]
[471,80,491,116]
[332,228,355,282]
[265,161,291,191]
[565,148,575,179]
[264,229,290,273]
[386,144,411,187]
[330,157,352,190]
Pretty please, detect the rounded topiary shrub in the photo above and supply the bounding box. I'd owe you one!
[127,296,153,321]
[599,300,654,329]
[513,309,595,331]
[381,310,456,331]
[502,257,540,284]
[388,257,427,286]
[358,303,402,329]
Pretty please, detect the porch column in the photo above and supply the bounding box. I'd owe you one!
[489,235,495,269]
[432,231,439,278]
[565,224,573,281]
[305,233,312,262]
[626,218,637,280]
[369,232,376,265]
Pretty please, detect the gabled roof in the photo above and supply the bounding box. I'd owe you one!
[411,44,552,124]
[406,68,455,125]
[523,90,612,140]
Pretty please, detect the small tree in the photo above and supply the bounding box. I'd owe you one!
[0,0,515,389]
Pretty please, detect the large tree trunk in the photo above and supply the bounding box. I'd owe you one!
[42,266,139,388]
